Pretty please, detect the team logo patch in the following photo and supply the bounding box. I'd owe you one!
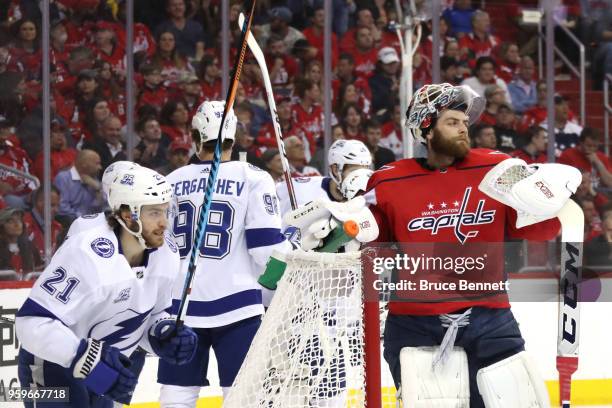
[113,288,131,303]
[165,235,178,253]
[120,174,134,185]
[91,237,115,258]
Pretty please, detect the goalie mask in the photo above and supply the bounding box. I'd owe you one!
[108,166,175,248]
[406,83,485,144]
[192,100,237,150]
[328,139,372,186]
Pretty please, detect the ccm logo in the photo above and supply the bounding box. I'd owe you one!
[535,181,554,198]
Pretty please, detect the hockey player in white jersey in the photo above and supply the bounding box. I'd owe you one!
[158,100,293,407]
[16,166,198,408]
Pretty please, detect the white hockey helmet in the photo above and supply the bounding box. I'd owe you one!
[101,161,141,199]
[406,83,485,144]
[192,100,237,148]
[107,166,174,248]
[340,168,373,199]
[328,139,372,186]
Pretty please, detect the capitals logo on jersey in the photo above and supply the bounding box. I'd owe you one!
[407,187,496,244]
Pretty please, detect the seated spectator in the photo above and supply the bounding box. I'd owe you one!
[480,85,508,125]
[339,8,376,54]
[369,47,400,114]
[22,186,63,259]
[82,115,127,171]
[310,125,347,173]
[54,149,104,221]
[239,57,265,105]
[78,97,112,145]
[292,78,323,143]
[9,18,41,80]
[33,119,77,181]
[511,126,548,164]
[261,148,284,183]
[493,103,523,153]
[348,26,378,79]
[585,212,612,266]
[340,103,366,143]
[53,46,95,96]
[0,71,28,127]
[231,124,264,168]
[495,42,520,83]
[421,17,455,59]
[198,55,222,101]
[442,0,476,37]
[440,56,462,85]
[574,170,609,212]
[94,60,124,119]
[336,81,371,119]
[0,121,36,209]
[138,63,170,111]
[134,116,170,169]
[461,57,511,103]
[156,139,191,176]
[558,128,612,188]
[364,119,395,170]
[303,6,339,67]
[539,95,583,155]
[471,123,497,149]
[159,99,191,144]
[580,197,603,242]
[0,207,41,276]
[304,59,323,91]
[149,30,195,87]
[115,0,157,60]
[332,53,372,103]
[92,21,125,76]
[518,81,548,132]
[178,73,204,114]
[291,38,318,69]
[154,0,205,59]
[265,34,299,89]
[443,40,472,79]
[284,135,321,177]
[381,103,404,159]
[507,56,537,114]
[255,7,305,53]
[458,10,500,63]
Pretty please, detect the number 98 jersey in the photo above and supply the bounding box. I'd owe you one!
[166,159,291,328]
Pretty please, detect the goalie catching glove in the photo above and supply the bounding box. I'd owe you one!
[148,318,198,365]
[479,159,581,228]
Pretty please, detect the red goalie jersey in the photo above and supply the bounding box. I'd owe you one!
[365,148,561,315]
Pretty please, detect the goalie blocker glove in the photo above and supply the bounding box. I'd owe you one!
[148,318,198,365]
[71,338,137,404]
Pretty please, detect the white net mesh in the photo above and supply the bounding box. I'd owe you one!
[224,251,365,408]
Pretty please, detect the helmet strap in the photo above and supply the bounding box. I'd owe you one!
[114,214,150,250]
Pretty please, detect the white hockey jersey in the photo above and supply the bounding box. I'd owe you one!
[16,223,180,368]
[65,212,107,239]
[166,159,291,328]
[276,176,335,220]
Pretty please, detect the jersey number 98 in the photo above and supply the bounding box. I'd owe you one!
[173,200,235,259]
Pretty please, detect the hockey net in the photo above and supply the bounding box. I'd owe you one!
[224,250,384,407]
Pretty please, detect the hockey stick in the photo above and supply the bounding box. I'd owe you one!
[556,199,583,408]
[174,0,257,327]
[238,12,298,211]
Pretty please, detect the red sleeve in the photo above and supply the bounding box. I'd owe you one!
[370,201,393,243]
[505,206,561,241]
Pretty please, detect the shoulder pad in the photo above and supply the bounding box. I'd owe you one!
[248,163,265,172]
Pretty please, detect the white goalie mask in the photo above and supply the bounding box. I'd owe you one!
[341,168,373,199]
[328,139,372,186]
[101,161,141,199]
[192,100,237,150]
[406,83,485,144]
[107,166,175,248]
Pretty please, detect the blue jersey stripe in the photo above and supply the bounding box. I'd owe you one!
[16,298,69,327]
[245,228,285,249]
[171,289,262,317]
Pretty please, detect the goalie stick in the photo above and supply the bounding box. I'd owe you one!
[556,199,584,408]
[174,0,256,327]
[238,12,298,211]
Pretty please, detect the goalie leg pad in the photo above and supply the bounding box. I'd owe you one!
[159,384,200,408]
[400,346,470,407]
[476,351,550,408]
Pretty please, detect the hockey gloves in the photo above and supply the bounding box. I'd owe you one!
[71,338,137,404]
[148,318,197,365]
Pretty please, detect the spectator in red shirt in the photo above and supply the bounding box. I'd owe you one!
[518,80,548,132]
[480,84,508,125]
[303,6,339,67]
[9,18,41,80]
[198,55,222,101]
[292,78,323,142]
[160,99,191,144]
[558,127,612,188]
[149,30,195,88]
[33,120,77,181]
[116,0,156,60]
[511,126,548,164]
[340,103,366,143]
[265,34,299,89]
[53,46,95,96]
[23,186,63,260]
[349,26,378,79]
[496,42,520,83]
[178,73,204,114]
[82,115,127,171]
[574,170,610,213]
[0,207,41,277]
[332,53,372,103]
[156,139,192,176]
[50,20,72,83]
[78,97,112,145]
[284,135,321,177]
[0,122,36,209]
[138,63,170,111]
[340,8,376,54]
[421,17,454,59]
[93,21,125,77]
[458,10,500,66]
[94,59,123,106]
[304,59,323,90]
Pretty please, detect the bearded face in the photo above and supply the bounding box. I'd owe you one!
[427,110,470,159]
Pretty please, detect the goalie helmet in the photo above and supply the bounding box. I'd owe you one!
[107,166,174,248]
[192,100,237,146]
[341,168,373,199]
[328,139,372,186]
[101,161,140,199]
[406,83,485,144]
